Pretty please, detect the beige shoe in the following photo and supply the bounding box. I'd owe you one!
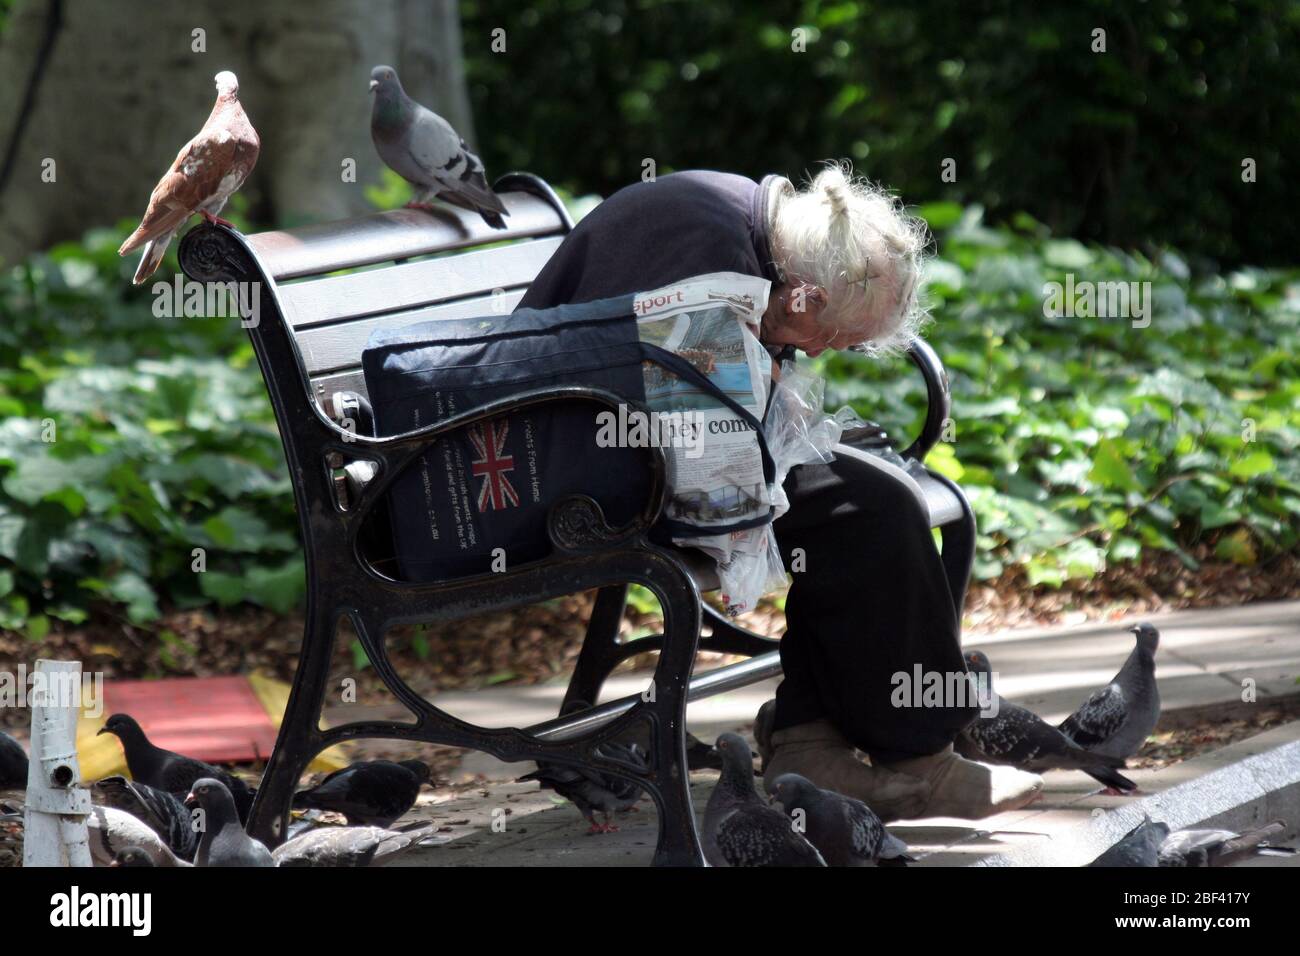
[881,745,1043,819]
[758,708,931,823]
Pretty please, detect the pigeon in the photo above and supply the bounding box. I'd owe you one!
[93,775,199,861]
[770,773,911,867]
[959,650,1138,792]
[1158,821,1295,867]
[188,777,273,867]
[1087,815,1170,867]
[118,70,260,284]
[111,847,157,867]
[97,713,256,822]
[291,759,430,828]
[369,65,509,229]
[518,741,648,833]
[0,731,27,788]
[1059,623,1161,776]
[272,823,448,867]
[702,733,826,867]
[87,805,191,867]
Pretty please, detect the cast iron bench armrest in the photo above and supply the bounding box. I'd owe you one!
[902,337,952,462]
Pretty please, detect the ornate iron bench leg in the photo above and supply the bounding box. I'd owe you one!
[561,584,629,713]
[245,602,336,847]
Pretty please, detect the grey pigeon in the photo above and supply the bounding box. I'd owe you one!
[1059,624,1161,776]
[702,733,826,867]
[770,773,911,867]
[0,731,27,788]
[111,847,157,867]
[272,823,448,867]
[959,651,1137,792]
[93,774,199,861]
[188,777,273,867]
[1158,821,1295,867]
[87,805,191,867]
[118,71,260,284]
[292,759,429,828]
[519,741,647,833]
[97,713,256,823]
[369,65,509,229]
[1087,815,1170,867]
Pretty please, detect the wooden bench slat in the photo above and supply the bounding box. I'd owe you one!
[247,190,567,280]
[276,236,562,330]
[295,288,527,375]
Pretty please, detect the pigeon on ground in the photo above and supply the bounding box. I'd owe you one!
[518,742,648,833]
[97,713,256,822]
[188,778,273,867]
[291,759,430,828]
[118,71,260,284]
[0,731,27,788]
[369,65,509,229]
[702,733,826,867]
[1158,821,1295,867]
[1087,815,1171,867]
[770,773,911,867]
[87,805,191,867]
[93,775,199,861]
[272,823,448,867]
[111,847,157,867]
[1059,624,1161,783]
[959,651,1138,792]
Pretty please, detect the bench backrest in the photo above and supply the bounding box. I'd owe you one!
[241,172,573,418]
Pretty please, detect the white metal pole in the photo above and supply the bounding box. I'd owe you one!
[23,659,92,867]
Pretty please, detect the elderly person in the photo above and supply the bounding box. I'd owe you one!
[518,164,1041,820]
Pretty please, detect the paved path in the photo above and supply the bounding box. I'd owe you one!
[366,599,1300,866]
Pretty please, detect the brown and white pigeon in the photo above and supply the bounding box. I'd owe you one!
[1059,624,1161,772]
[118,70,260,284]
[958,650,1138,792]
[702,734,826,867]
[369,65,509,229]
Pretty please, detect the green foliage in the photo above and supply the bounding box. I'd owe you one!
[0,222,302,632]
[461,0,1300,265]
[818,204,1300,584]
[0,202,1295,629]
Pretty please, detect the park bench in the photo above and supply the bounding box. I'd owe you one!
[177,172,975,865]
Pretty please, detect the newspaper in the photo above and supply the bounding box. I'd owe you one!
[632,273,774,532]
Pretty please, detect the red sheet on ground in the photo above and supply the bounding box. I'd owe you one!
[103,676,277,764]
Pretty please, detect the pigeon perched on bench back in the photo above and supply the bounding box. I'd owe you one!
[118,71,260,284]
[770,773,911,867]
[189,778,274,867]
[291,758,429,828]
[1059,623,1161,763]
[0,731,26,788]
[93,775,199,861]
[96,713,256,823]
[702,734,826,867]
[958,651,1138,792]
[369,65,509,230]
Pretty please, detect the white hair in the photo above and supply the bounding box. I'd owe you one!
[769,162,929,355]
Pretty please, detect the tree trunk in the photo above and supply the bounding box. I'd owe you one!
[0,0,475,264]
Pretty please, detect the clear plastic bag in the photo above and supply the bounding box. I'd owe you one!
[678,358,846,615]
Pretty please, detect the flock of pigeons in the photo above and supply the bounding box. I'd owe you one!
[0,714,443,867]
[118,66,509,285]
[0,622,1293,866]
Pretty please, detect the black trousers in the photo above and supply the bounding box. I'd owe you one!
[770,443,978,763]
